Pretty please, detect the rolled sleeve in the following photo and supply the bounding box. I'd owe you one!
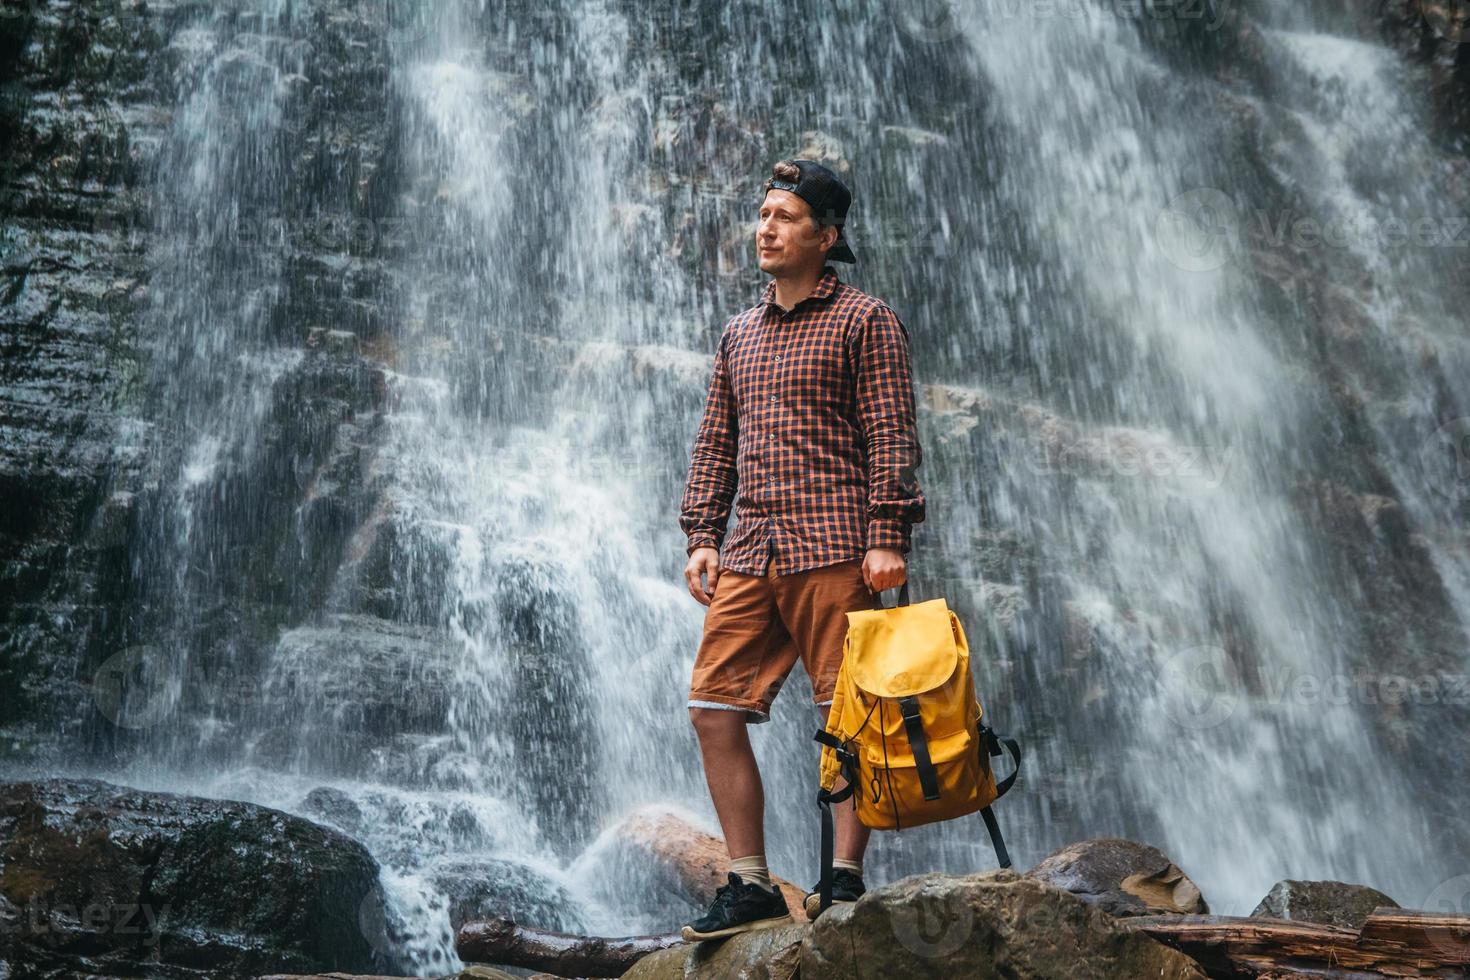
[851,304,925,553]
[679,325,740,556]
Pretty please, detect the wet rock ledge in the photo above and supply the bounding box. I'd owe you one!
[0,777,382,978]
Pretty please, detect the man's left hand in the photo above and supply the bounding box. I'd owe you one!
[862,547,907,594]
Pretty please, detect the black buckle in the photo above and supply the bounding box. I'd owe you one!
[981,723,1002,757]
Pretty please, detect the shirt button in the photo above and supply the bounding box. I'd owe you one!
[774,355,781,362]
[770,395,777,403]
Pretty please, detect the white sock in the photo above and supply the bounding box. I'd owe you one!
[730,854,773,889]
[833,858,864,878]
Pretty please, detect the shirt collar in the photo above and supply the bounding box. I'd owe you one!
[759,265,841,312]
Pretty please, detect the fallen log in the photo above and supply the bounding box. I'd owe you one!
[1357,907,1470,964]
[456,916,684,978]
[614,808,809,914]
[1116,907,1470,978]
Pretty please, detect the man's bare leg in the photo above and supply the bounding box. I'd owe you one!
[690,707,765,859]
[683,707,791,939]
[687,704,870,872]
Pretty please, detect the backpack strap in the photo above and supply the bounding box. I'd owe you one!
[977,724,1021,868]
[897,696,940,801]
[981,724,1021,799]
[814,730,859,915]
[980,806,1012,869]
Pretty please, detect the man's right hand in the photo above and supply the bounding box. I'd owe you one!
[685,547,721,606]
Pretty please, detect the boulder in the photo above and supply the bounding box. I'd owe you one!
[621,922,806,980]
[1025,838,1208,916]
[0,778,382,977]
[261,969,515,980]
[801,869,1207,979]
[597,808,807,919]
[428,857,585,934]
[1250,878,1400,931]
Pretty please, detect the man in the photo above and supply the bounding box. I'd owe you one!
[677,158,926,940]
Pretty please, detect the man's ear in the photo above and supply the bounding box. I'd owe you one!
[821,223,839,254]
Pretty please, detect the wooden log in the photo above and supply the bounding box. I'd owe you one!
[615,808,809,914]
[1357,906,1470,964]
[1116,909,1470,978]
[456,916,684,978]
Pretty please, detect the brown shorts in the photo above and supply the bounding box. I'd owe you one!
[688,555,881,724]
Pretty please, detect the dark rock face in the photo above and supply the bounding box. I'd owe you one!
[1373,0,1470,149]
[800,869,1206,980]
[0,0,397,771]
[0,777,382,978]
[1250,877,1400,931]
[0,0,176,766]
[1026,837,1209,917]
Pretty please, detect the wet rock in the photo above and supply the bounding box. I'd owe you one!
[428,857,585,934]
[801,869,1207,979]
[1373,0,1470,148]
[1025,838,1209,916]
[259,614,456,742]
[302,785,366,836]
[1250,878,1400,931]
[622,922,806,980]
[262,969,514,980]
[0,777,382,977]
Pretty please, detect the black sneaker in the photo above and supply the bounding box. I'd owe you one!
[803,868,866,920]
[680,872,792,941]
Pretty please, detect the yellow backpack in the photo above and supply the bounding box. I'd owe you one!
[814,581,1020,913]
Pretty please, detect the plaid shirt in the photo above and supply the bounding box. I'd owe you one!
[679,265,926,576]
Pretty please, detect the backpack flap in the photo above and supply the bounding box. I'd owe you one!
[843,597,959,698]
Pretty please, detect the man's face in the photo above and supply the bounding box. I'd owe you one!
[757,189,837,276]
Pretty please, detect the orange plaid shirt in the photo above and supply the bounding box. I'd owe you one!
[679,265,926,576]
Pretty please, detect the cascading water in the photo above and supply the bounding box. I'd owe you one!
[31,0,1467,971]
[944,0,1462,911]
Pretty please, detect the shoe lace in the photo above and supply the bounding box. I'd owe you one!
[709,873,743,914]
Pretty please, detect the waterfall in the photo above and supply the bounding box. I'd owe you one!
[35,0,1466,969]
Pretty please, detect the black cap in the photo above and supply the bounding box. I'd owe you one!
[763,159,857,263]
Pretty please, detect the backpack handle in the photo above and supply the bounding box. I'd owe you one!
[880,536,915,608]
